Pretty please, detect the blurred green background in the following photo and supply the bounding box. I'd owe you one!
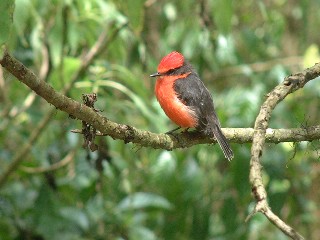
[0,0,320,239]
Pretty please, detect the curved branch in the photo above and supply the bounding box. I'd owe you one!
[248,62,320,240]
[0,112,53,185]
[21,148,76,174]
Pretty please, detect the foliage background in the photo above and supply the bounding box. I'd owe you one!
[0,0,320,239]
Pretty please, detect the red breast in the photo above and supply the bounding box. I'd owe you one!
[154,73,198,128]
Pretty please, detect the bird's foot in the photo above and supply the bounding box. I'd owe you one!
[165,126,182,134]
[165,127,183,142]
[181,128,191,133]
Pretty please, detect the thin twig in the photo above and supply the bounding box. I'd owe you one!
[248,62,320,240]
[20,148,76,174]
[212,56,303,78]
[0,112,53,186]
[8,39,51,119]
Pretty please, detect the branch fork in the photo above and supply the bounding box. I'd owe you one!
[247,62,320,240]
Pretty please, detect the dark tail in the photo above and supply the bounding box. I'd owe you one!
[213,126,234,161]
[203,124,234,161]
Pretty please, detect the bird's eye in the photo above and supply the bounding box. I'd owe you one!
[165,69,176,75]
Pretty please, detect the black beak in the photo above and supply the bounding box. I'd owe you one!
[150,72,161,77]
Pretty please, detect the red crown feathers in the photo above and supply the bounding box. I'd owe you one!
[157,51,184,73]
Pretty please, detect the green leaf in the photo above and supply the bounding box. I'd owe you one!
[130,226,157,240]
[303,44,320,68]
[33,186,65,239]
[212,0,233,34]
[114,0,144,34]
[220,197,238,234]
[14,0,31,39]
[117,192,173,211]
[0,0,15,56]
[59,207,89,231]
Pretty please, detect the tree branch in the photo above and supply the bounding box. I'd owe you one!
[0,112,53,185]
[70,125,320,145]
[212,56,303,78]
[248,62,320,240]
[1,50,320,145]
[1,51,319,151]
[20,148,76,174]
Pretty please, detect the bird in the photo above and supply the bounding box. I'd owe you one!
[150,51,234,160]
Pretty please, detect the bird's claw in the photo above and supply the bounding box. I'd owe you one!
[165,126,181,134]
